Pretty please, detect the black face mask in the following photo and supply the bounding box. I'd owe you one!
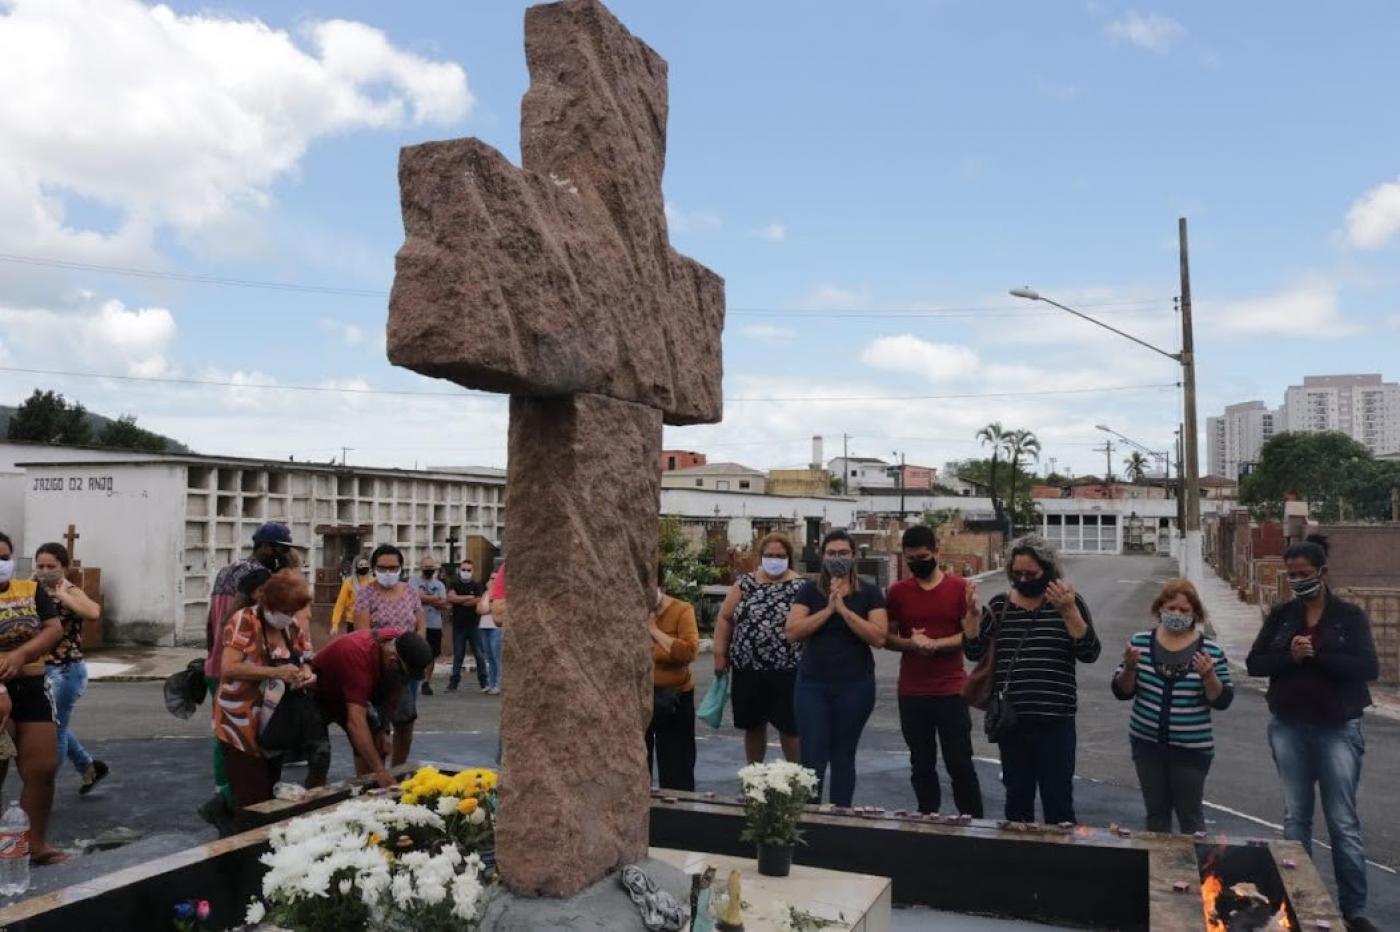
[260,551,289,573]
[423,569,436,578]
[355,566,370,576]
[1013,576,1051,597]
[906,557,936,580]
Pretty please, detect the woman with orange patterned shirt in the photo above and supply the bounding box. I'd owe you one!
[215,569,316,811]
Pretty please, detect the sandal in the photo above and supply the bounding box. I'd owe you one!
[79,760,110,796]
[31,848,70,866]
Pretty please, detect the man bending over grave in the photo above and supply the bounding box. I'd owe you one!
[307,630,433,790]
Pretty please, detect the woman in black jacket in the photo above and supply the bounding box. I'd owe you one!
[1246,535,1378,931]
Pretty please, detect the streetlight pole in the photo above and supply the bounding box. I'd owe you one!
[1011,216,1202,584]
[1177,218,1202,585]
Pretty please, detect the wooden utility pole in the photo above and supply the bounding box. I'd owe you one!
[842,433,850,496]
[1096,441,1114,491]
[1179,217,1203,583]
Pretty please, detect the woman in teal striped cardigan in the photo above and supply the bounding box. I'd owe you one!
[1111,579,1233,833]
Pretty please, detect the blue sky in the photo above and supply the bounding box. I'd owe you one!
[1,0,1397,478]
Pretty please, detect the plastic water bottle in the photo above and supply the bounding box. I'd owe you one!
[0,798,30,896]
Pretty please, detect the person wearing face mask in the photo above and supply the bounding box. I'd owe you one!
[646,563,700,791]
[35,542,108,796]
[445,559,486,692]
[0,531,66,864]
[214,570,316,813]
[787,529,888,807]
[714,532,804,765]
[1112,579,1231,833]
[963,535,1099,825]
[308,628,434,791]
[331,557,373,637]
[1247,535,1378,932]
[353,545,426,767]
[409,557,448,695]
[885,525,982,817]
[198,523,300,827]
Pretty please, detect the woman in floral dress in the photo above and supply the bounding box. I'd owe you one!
[714,532,804,764]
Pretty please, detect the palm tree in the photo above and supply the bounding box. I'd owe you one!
[1004,429,1041,532]
[1123,451,1150,483]
[976,422,1010,531]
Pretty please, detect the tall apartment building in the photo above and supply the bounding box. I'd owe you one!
[1283,375,1400,456]
[1206,401,1282,479]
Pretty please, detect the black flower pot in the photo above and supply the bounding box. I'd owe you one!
[756,842,793,877]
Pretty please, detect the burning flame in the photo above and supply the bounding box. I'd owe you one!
[1202,873,1226,932]
[1201,873,1292,930]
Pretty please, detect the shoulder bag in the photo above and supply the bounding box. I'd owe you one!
[983,603,1036,744]
[963,596,1009,711]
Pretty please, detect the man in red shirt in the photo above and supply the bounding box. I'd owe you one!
[307,630,432,789]
[885,524,983,816]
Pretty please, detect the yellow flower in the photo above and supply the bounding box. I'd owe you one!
[456,797,479,815]
[368,834,383,848]
[402,793,419,805]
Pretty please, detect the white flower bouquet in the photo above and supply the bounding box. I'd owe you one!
[244,795,489,931]
[736,761,819,848]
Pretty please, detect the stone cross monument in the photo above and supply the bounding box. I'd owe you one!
[386,0,724,898]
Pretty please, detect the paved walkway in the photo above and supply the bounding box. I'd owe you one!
[1194,566,1400,719]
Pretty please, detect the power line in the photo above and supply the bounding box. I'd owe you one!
[0,364,1179,404]
[0,252,1170,317]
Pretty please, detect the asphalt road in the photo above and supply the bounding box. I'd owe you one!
[9,554,1399,923]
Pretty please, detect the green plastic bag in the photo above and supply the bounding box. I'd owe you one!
[697,670,730,729]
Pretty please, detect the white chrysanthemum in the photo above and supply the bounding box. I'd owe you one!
[436,795,461,817]
[245,899,266,924]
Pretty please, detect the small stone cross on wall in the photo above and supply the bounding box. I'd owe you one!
[386,0,724,898]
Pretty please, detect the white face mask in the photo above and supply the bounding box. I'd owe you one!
[0,560,14,584]
[1160,611,1194,633]
[35,568,65,586]
[376,570,401,588]
[460,569,473,581]
[761,557,789,577]
[264,610,295,630]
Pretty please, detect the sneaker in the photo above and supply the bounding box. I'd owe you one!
[481,686,491,694]
[1345,916,1379,932]
[422,682,435,696]
[487,687,501,696]
[79,760,110,796]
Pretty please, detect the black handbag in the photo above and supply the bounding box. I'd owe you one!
[260,686,326,756]
[984,606,1036,744]
[163,658,208,720]
[653,686,681,720]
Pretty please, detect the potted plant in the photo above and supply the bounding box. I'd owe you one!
[737,762,818,877]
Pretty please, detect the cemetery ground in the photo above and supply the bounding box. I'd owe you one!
[12,554,1400,925]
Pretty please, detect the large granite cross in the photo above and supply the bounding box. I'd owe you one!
[386,0,724,898]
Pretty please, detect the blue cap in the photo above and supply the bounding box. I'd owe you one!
[252,522,297,547]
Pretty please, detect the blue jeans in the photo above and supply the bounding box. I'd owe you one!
[451,622,487,689]
[478,628,502,690]
[45,661,94,775]
[1268,716,1367,916]
[794,672,875,807]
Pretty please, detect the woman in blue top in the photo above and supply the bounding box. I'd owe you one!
[1112,578,1232,834]
[786,529,887,807]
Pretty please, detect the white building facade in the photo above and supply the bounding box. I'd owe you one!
[1206,401,1282,479]
[827,456,894,491]
[21,454,505,646]
[659,462,768,494]
[1284,374,1400,456]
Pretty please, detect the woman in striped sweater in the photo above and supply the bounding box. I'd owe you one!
[1112,578,1233,834]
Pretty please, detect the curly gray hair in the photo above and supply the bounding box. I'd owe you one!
[1005,533,1062,583]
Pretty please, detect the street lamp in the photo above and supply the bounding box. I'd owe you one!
[1010,219,1201,584]
[1095,424,1169,477]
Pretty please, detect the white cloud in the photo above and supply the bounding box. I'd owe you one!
[758,222,787,242]
[664,201,722,234]
[859,335,982,383]
[0,297,175,376]
[318,318,387,352]
[1344,178,1400,249]
[0,0,471,260]
[738,324,796,344]
[800,283,872,310]
[1207,278,1358,338]
[1106,12,1185,53]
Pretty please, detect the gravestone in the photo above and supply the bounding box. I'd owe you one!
[387,0,724,899]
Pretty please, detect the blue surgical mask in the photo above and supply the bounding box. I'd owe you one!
[376,570,401,588]
[761,557,789,577]
[0,559,13,584]
[1160,611,1194,633]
